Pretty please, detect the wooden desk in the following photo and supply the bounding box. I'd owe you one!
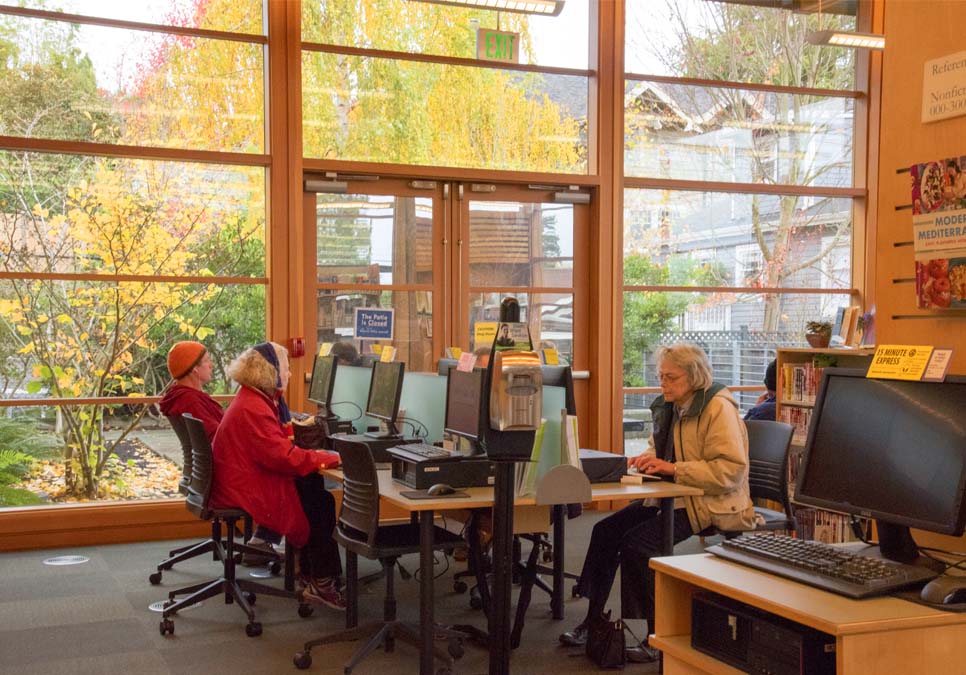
[325,468,701,674]
[650,553,966,675]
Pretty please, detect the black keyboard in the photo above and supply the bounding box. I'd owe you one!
[707,533,938,599]
[392,442,460,462]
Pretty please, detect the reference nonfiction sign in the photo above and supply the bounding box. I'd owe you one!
[923,50,966,123]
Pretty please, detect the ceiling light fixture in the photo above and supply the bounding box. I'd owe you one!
[806,30,884,50]
[407,0,564,17]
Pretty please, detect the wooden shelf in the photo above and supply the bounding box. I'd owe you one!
[651,554,966,675]
[779,400,814,409]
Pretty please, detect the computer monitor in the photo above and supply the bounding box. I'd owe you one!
[794,368,966,564]
[444,366,487,455]
[364,360,405,439]
[307,355,338,419]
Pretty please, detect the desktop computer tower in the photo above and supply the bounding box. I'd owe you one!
[390,456,495,490]
[691,591,835,675]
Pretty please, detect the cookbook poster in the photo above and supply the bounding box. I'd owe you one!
[911,155,966,309]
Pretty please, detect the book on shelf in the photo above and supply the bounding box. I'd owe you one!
[793,507,859,544]
[779,407,812,446]
[780,363,824,405]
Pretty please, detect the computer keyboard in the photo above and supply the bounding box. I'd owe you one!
[707,533,938,599]
[393,442,461,461]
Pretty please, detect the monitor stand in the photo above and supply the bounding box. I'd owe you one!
[364,422,400,440]
[876,520,945,573]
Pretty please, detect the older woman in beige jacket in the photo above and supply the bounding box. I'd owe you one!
[560,343,755,663]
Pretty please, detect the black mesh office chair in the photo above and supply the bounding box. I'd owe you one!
[158,414,309,638]
[745,419,797,533]
[149,415,223,585]
[701,419,797,541]
[293,439,465,673]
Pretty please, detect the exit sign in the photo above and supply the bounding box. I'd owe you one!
[476,28,519,64]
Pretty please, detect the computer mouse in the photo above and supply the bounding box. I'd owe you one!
[919,575,966,604]
[427,483,457,497]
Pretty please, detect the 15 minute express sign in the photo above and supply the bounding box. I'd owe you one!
[476,28,520,64]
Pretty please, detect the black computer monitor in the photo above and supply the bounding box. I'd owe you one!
[307,355,338,419]
[364,360,405,439]
[444,367,487,454]
[794,368,966,564]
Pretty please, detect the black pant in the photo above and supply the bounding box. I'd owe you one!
[577,501,693,626]
[294,472,342,579]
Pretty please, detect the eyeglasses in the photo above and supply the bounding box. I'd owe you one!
[658,372,685,384]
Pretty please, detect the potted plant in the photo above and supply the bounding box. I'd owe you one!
[805,321,832,348]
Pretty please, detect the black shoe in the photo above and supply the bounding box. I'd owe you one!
[559,622,588,647]
[625,641,661,663]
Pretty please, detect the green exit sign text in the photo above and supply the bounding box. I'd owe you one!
[476,28,520,64]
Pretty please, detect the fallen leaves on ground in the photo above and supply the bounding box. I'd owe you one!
[15,439,181,503]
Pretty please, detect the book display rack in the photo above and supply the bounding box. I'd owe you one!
[776,348,875,543]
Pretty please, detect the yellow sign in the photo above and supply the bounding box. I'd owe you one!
[318,342,333,356]
[866,345,934,380]
[474,322,498,346]
[371,344,383,354]
[543,348,559,365]
[380,346,397,362]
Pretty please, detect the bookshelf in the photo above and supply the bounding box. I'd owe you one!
[776,347,875,543]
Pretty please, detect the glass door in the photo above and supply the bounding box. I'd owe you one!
[303,178,590,380]
[303,176,443,373]
[451,183,589,370]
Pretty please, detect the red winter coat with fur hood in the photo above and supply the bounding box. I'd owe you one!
[210,385,340,547]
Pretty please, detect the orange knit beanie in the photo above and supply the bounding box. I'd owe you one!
[167,341,207,380]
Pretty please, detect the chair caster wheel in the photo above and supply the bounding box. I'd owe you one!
[571,584,581,598]
[453,580,467,594]
[298,603,314,618]
[159,619,174,636]
[542,550,553,563]
[244,592,256,605]
[293,651,312,669]
[245,621,262,637]
[149,572,162,585]
[269,560,282,575]
[469,586,482,610]
[447,638,464,659]
[233,553,243,565]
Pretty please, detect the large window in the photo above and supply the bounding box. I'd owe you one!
[300,0,591,173]
[0,3,267,507]
[621,0,864,455]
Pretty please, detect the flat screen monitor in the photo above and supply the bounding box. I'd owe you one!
[364,360,405,439]
[794,368,966,563]
[307,355,338,418]
[444,367,487,453]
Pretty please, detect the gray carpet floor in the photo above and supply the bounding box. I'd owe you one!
[0,512,710,674]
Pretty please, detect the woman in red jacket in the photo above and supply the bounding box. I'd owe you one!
[211,341,345,610]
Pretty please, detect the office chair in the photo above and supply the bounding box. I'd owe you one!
[150,415,261,585]
[150,415,222,585]
[293,439,465,673]
[159,414,309,638]
[744,419,797,533]
[700,420,797,541]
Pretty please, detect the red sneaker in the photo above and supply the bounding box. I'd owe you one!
[301,577,346,611]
